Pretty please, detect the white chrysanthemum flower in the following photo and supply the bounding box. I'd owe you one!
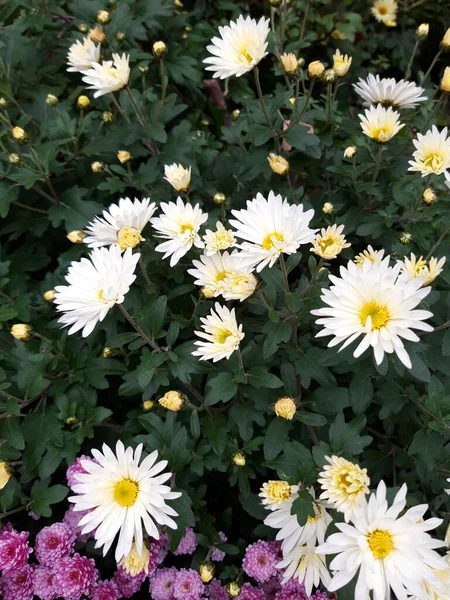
[69,441,181,561]
[67,37,101,73]
[54,246,139,338]
[311,224,351,260]
[277,544,330,595]
[82,53,130,98]
[192,303,244,362]
[203,15,270,79]
[408,126,450,177]
[318,455,370,522]
[359,104,404,143]
[317,480,447,600]
[354,245,385,268]
[399,253,446,287]
[84,197,156,250]
[312,257,434,369]
[203,222,236,256]
[164,164,191,193]
[259,481,299,510]
[371,0,398,26]
[150,198,208,267]
[230,191,316,272]
[410,561,450,600]
[353,74,427,109]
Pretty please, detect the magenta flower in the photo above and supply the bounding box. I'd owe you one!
[52,553,97,600]
[66,455,97,489]
[173,527,198,556]
[173,568,204,599]
[0,529,32,573]
[149,567,178,600]
[259,576,281,600]
[274,579,309,600]
[35,523,76,566]
[90,580,120,600]
[1,564,34,600]
[237,583,265,600]
[62,506,92,543]
[32,566,57,600]
[242,541,278,583]
[210,531,227,562]
[112,567,146,599]
[205,578,228,600]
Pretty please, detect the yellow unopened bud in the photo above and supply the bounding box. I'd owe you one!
[423,188,437,205]
[400,232,412,244]
[117,150,132,164]
[65,416,78,425]
[174,0,184,7]
[232,109,241,120]
[333,49,352,77]
[138,64,149,74]
[77,95,90,110]
[344,145,358,159]
[213,192,227,205]
[102,347,113,358]
[440,28,450,52]
[116,32,126,41]
[322,202,335,215]
[201,286,216,298]
[143,400,154,411]
[440,67,450,94]
[307,61,325,79]
[11,126,28,143]
[232,452,246,467]
[159,390,185,412]
[323,68,337,83]
[153,41,168,58]
[67,230,86,244]
[117,226,143,250]
[43,290,56,302]
[274,397,296,420]
[198,562,215,583]
[97,10,111,25]
[331,29,347,40]
[89,27,107,44]
[119,542,150,576]
[280,53,299,77]
[0,462,11,489]
[268,153,289,176]
[46,94,58,106]
[78,23,88,33]
[102,111,115,124]
[91,161,104,174]
[201,118,210,126]
[416,23,429,40]
[0,97,8,109]
[226,582,242,598]
[11,324,33,341]
[8,153,21,165]
[289,97,295,106]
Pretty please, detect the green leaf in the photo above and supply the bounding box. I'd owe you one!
[296,412,327,426]
[290,489,315,526]
[145,296,167,336]
[263,417,291,461]
[0,416,24,450]
[190,411,200,439]
[106,332,139,348]
[266,441,316,483]
[329,414,372,456]
[205,372,238,406]
[48,187,102,230]
[349,374,373,415]
[248,367,283,389]
[30,480,68,517]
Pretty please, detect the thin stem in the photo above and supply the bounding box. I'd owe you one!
[426,225,450,259]
[298,79,315,120]
[254,67,280,153]
[118,304,161,352]
[421,94,445,132]
[278,254,290,293]
[182,382,204,406]
[111,94,131,124]
[421,50,442,84]
[298,258,324,300]
[11,201,48,214]
[237,348,245,375]
[368,144,383,209]
[326,82,332,123]
[434,320,450,332]
[0,505,27,519]
[125,86,148,128]
[139,256,152,289]
[300,0,310,42]
[155,58,167,122]
[405,39,419,80]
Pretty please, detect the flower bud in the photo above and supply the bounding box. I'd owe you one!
[11,324,33,341]
[0,462,11,490]
[102,347,113,358]
[117,150,132,164]
[102,111,115,124]
[226,582,241,598]
[142,400,154,411]
[77,95,90,110]
[344,145,358,159]
[399,232,412,244]
[416,23,429,40]
[8,153,21,165]
[174,0,184,7]
[153,41,168,58]
[331,29,347,40]
[67,230,86,244]
[440,67,450,94]
[268,153,289,176]
[11,126,28,143]
[333,50,352,77]
[213,192,227,205]
[89,27,107,44]
[323,68,337,83]
[78,23,88,33]
[269,0,284,6]
[117,226,143,250]
[201,286,216,298]
[0,97,7,109]
[232,452,246,467]
[138,64,149,74]
[97,10,111,25]
[91,161,105,174]
[43,290,56,302]
[232,109,240,120]
[280,53,299,77]
[307,61,325,79]
[46,94,58,106]
[274,397,296,420]
[164,163,191,193]
[159,390,185,411]
[116,32,126,41]
[65,416,78,425]
[440,28,450,52]
[198,562,215,584]
[322,202,335,215]
[422,188,437,205]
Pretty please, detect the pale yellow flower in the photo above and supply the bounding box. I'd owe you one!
[0,462,11,489]
[118,542,150,576]
[416,23,429,40]
[268,153,289,176]
[164,163,191,193]
[232,452,246,466]
[441,67,450,93]
[344,145,357,158]
[153,41,168,58]
[354,245,385,268]
[280,53,299,77]
[159,391,185,411]
[311,224,351,260]
[11,324,33,341]
[399,253,446,287]
[371,0,398,26]
[274,397,296,419]
[333,49,352,77]
[307,61,325,79]
[259,480,299,508]
[359,104,404,143]
[423,188,437,205]
[440,28,450,52]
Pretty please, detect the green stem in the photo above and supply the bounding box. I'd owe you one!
[421,50,442,84]
[111,93,131,124]
[12,201,48,215]
[300,0,310,42]
[426,225,450,259]
[405,39,419,80]
[125,86,148,127]
[155,58,167,122]
[298,78,315,119]
[118,303,161,352]
[421,94,445,132]
[254,67,280,153]
[326,82,332,123]
[139,256,152,289]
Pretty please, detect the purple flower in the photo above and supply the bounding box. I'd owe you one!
[66,455,97,489]
[275,579,308,600]
[174,527,198,556]
[35,523,76,566]
[237,583,265,600]
[173,568,204,600]
[63,506,92,543]
[210,532,227,562]
[149,567,178,600]
[205,579,228,600]
[0,529,32,573]
[157,532,169,564]
[1,564,34,600]
[309,592,333,600]
[242,541,278,583]
[112,567,146,598]
[90,580,120,600]
[52,553,98,600]
[33,566,56,600]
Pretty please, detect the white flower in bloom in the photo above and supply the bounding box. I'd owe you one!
[204,15,270,79]
[311,224,351,260]
[277,544,330,596]
[69,441,181,561]
[409,559,450,600]
[188,252,257,301]
[67,37,101,73]
[353,74,427,109]
[359,104,404,143]
[82,53,130,98]
[84,197,156,250]
[399,253,446,287]
[203,222,236,256]
[259,481,299,510]
[354,245,385,268]
[150,198,207,267]
[230,191,316,272]
[317,480,447,600]
[312,257,434,369]
[371,0,398,26]
[408,126,450,177]
[54,246,139,338]
[318,455,370,522]
[192,303,244,362]
[164,164,191,193]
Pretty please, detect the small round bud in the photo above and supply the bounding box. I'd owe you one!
[174,0,184,7]
[153,41,168,58]
[423,188,437,205]
[91,161,105,174]
[159,390,185,412]
[274,397,296,420]
[142,400,154,411]
[323,68,337,83]
[232,109,240,121]
[226,582,241,598]
[97,10,111,25]
[89,27,107,44]
[232,452,246,467]
[201,286,216,299]
[102,347,113,358]
[440,67,450,94]
[116,32,126,41]
[0,462,11,490]
[46,94,58,106]
[268,153,289,176]
[322,202,335,215]
[399,232,412,244]
[65,416,78,425]
[198,562,215,584]
[201,118,210,126]
[344,145,358,159]
[280,53,299,77]
[102,111,115,124]
[307,61,325,79]
[185,26,192,32]
[213,192,227,205]
[117,150,132,164]
[331,28,347,40]
[11,126,28,143]
[8,153,21,165]
[440,28,450,52]
[43,290,56,302]
[0,97,7,109]
[181,32,188,40]
[77,95,90,110]
[78,23,88,33]
[298,57,305,68]
[289,97,295,106]
[416,23,429,40]
[67,230,86,244]
[11,324,33,341]
[138,64,149,74]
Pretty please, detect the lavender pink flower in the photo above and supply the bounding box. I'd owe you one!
[237,583,265,600]
[112,567,146,598]
[149,567,178,600]
[52,553,97,600]
[210,532,227,562]
[90,580,120,600]
[242,541,278,583]
[63,506,92,543]
[1,564,34,600]
[0,529,32,573]
[259,577,281,600]
[173,527,198,556]
[66,455,97,489]
[173,568,204,600]
[205,578,228,600]
[35,523,76,566]
[32,566,57,600]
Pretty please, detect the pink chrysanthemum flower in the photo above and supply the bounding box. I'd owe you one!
[32,566,57,600]
[259,576,281,600]
[210,531,227,562]
[206,578,229,600]
[149,567,178,600]
[90,580,120,600]
[52,553,98,600]
[62,506,92,543]
[112,567,146,599]
[173,527,198,555]
[238,583,265,600]
[1,564,34,600]
[274,578,309,600]
[242,541,278,583]
[66,455,97,489]
[35,523,76,566]
[173,568,204,599]
[0,529,32,573]
[157,532,169,564]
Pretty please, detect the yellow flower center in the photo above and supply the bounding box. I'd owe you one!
[180,223,194,235]
[317,237,337,253]
[239,49,253,64]
[266,481,292,502]
[214,328,233,344]
[359,302,390,329]
[371,126,392,143]
[211,230,234,250]
[114,479,139,507]
[367,529,394,559]
[378,6,388,14]
[117,226,143,250]
[262,232,284,250]
[423,153,445,172]
[215,271,228,282]
[98,289,104,300]
[307,514,321,523]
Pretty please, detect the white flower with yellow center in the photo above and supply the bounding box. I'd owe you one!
[312,257,434,369]
[311,224,350,260]
[203,15,270,79]
[277,544,330,596]
[359,104,404,143]
[67,37,101,73]
[317,480,447,600]
[318,455,370,522]
[54,246,139,338]
[399,253,446,287]
[84,197,156,251]
[230,191,316,272]
[69,441,181,561]
[259,481,299,510]
[192,303,244,362]
[333,49,352,77]
[408,126,450,177]
[371,0,398,26]
[410,562,450,600]
[203,222,236,256]
[118,541,150,576]
[150,198,207,267]
[354,245,385,268]
[353,74,427,109]
[164,164,191,193]
[82,53,130,98]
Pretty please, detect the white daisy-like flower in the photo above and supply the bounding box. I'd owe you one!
[203,15,270,79]
[410,561,450,600]
[359,104,404,143]
[277,544,330,595]
[203,222,236,256]
[312,257,434,369]
[408,126,450,177]
[82,53,130,98]
[353,74,427,109]
[311,224,351,260]
[150,198,208,267]
[316,480,447,600]
[354,245,385,268]
[229,191,316,272]
[69,441,181,561]
[192,303,244,362]
[84,197,156,250]
[318,455,370,522]
[259,481,299,510]
[67,37,101,73]
[54,246,139,338]
[399,253,446,287]
[164,164,191,193]
[371,0,398,26]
